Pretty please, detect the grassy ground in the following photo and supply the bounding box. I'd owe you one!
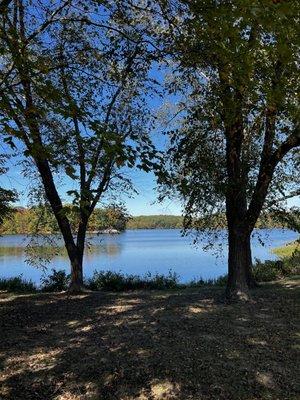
[0,278,299,400]
[272,241,299,258]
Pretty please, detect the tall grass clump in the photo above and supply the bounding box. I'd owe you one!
[86,270,180,291]
[0,276,37,293]
[40,269,70,292]
[188,275,228,287]
[253,251,300,282]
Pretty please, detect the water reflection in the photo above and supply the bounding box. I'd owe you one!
[0,243,122,258]
[0,247,24,256]
[86,243,122,257]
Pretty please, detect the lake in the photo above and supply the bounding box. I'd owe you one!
[0,228,298,285]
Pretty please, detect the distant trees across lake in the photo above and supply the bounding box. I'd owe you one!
[127,215,183,230]
[0,207,297,235]
[0,205,129,235]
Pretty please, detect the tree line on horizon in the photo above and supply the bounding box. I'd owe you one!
[1,206,298,234]
[0,0,299,299]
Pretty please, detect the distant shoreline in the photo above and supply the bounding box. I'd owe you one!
[0,227,297,236]
[1,211,295,235]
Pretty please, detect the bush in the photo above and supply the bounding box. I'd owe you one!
[0,276,37,293]
[253,255,300,282]
[40,269,70,292]
[188,274,228,287]
[144,270,180,290]
[86,270,180,291]
[280,248,300,275]
[213,274,228,286]
[252,260,281,282]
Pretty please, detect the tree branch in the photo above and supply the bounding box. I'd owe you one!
[24,0,72,45]
[246,128,300,230]
[86,46,139,188]
[89,160,114,212]
[0,0,13,13]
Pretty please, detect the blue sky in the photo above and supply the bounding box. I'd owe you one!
[0,56,185,216]
[0,128,184,216]
[1,115,299,216]
[2,144,298,216]
[0,164,182,216]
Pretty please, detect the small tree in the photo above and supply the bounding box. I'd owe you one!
[158,0,300,299]
[0,1,156,291]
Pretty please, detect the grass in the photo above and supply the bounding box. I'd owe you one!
[0,276,37,293]
[0,277,299,400]
[272,241,300,258]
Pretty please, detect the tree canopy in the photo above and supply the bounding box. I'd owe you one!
[157,0,300,298]
[0,0,158,290]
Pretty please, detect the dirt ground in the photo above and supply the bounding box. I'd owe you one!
[0,278,299,400]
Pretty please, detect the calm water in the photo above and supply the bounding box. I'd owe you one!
[0,229,298,284]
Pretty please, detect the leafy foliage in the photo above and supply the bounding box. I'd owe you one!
[127,214,183,229]
[0,156,17,225]
[86,270,180,291]
[0,0,158,287]
[40,269,70,292]
[0,276,36,293]
[3,207,298,234]
[89,204,130,232]
[253,256,300,282]
[158,0,300,237]
[0,204,130,234]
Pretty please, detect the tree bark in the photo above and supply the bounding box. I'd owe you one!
[225,227,251,301]
[245,234,258,288]
[67,218,88,293]
[69,250,84,292]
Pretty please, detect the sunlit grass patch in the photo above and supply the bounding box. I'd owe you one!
[272,241,300,258]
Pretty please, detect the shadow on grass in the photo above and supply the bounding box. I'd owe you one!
[0,280,299,400]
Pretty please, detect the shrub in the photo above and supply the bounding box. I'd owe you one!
[0,276,37,293]
[252,260,281,282]
[144,270,180,289]
[213,274,228,286]
[86,270,180,291]
[280,248,300,275]
[40,269,70,292]
[253,255,300,282]
[86,271,130,291]
[188,274,228,287]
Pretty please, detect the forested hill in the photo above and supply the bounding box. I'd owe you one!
[0,207,298,234]
[128,215,183,229]
[128,214,298,230]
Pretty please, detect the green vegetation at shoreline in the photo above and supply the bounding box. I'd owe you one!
[272,241,300,258]
[0,270,227,294]
[1,247,299,294]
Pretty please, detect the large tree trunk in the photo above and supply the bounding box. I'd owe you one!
[34,158,86,292]
[69,250,84,292]
[245,234,258,288]
[68,218,88,293]
[225,227,251,301]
